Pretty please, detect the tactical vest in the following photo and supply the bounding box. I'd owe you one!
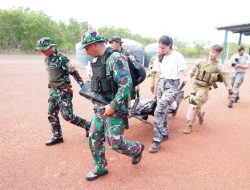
[91,49,118,98]
[46,59,68,88]
[193,60,222,88]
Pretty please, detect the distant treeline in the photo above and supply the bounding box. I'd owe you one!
[0,8,246,58]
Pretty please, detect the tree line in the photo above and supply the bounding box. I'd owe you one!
[0,8,246,58]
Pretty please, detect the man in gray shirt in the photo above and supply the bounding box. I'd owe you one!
[228,45,250,108]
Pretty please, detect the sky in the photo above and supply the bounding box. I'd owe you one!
[1,0,250,45]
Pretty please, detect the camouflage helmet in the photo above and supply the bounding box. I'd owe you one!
[109,36,124,44]
[35,37,56,51]
[80,31,106,49]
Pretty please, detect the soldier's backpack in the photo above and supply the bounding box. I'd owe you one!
[105,48,146,88]
[122,53,146,87]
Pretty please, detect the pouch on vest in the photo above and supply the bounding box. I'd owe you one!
[203,72,211,82]
[197,70,205,81]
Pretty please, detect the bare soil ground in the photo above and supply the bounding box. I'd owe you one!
[0,55,249,190]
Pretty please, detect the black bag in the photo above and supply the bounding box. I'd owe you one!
[132,98,156,116]
[126,56,146,87]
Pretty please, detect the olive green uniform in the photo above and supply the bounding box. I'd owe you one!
[185,59,232,130]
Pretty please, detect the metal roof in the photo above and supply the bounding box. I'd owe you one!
[217,23,250,36]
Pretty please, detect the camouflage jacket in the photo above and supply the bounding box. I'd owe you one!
[190,58,232,90]
[104,48,133,110]
[147,55,158,78]
[45,51,84,88]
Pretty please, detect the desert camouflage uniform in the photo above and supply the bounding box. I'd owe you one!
[186,59,231,127]
[147,55,158,94]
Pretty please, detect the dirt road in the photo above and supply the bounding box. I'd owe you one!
[0,55,249,190]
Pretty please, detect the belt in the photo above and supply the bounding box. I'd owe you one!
[48,84,72,89]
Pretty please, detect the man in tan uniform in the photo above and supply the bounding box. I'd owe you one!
[147,54,158,94]
[183,44,232,134]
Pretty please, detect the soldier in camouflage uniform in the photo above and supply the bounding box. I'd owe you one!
[80,31,144,181]
[183,44,232,134]
[109,35,140,92]
[227,45,250,108]
[109,36,138,64]
[149,35,188,153]
[147,54,158,94]
[35,37,90,146]
[109,36,140,118]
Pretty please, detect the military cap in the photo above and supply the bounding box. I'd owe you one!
[109,36,124,44]
[80,31,106,49]
[35,37,56,51]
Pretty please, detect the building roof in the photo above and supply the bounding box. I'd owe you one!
[216,23,250,36]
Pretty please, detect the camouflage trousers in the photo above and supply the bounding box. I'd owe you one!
[48,87,89,137]
[187,85,210,124]
[89,107,143,173]
[153,79,180,142]
[231,72,245,101]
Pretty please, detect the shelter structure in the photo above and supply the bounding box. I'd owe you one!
[217,23,250,63]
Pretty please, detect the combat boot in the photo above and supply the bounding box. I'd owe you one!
[45,137,64,146]
[198,111,205,125]
[45,126,63,146]
[85,168,108,181]
[234,96,240,103]
[183,122,192,134]
[227,100,233,108]
[132,144,145,165]
[149,141,161,153]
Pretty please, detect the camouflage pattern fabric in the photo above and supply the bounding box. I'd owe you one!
[191,84,210,118]
[187,59,232,125]
[89,110,142,173]
[46,52,88,137]
[80,31,106,49]
[231,72,245,101]
[153,79,180,142]
[46,51,84,88]
[48,88,90,137]
[147,55,158,94]
[36,37,56,51]
[89,50,143,173]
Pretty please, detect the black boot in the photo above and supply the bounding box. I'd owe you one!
[45,126,63,146]
[132,144,145,165]
[45,137,64,146]
[85,169,109,181]
[149,141,161,153]
[228,100,233,108]
[234,96,240,103]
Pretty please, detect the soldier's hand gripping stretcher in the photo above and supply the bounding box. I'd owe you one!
[79,81,128,117]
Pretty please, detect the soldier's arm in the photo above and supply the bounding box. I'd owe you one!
[153,72,160,100]
[217,65,232,91]
[147,56,157,77]
[61,57,84,87]
[189,62,199,78]
[110,58,133,111]
[187,62,200,93]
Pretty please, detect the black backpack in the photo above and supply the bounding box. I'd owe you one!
[105,48,146,88]
[125,55,146,87]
